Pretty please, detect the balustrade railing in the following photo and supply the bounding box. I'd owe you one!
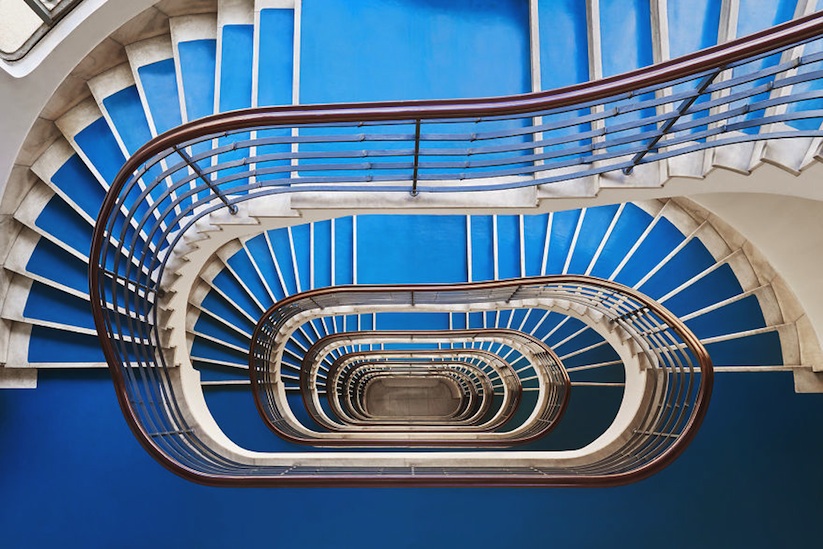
[254,327,567,447]
[97,5,823,484]
[322,351,507,430]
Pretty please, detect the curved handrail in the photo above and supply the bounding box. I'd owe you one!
[315,341,525,430]
[321,350,512,430]
[257,328,565,447]
[89,3,823,484]
[246,276,711,479]
[93,256,712,484]
[106,9,823,183]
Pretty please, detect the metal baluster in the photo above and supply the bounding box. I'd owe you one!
[411,119,422,196]
[172,144,238,214]
[623,67,724,174]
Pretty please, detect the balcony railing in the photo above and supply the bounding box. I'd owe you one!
[87,10,823,232]
[320,350,515,431]
[88,5,823,487]
[253,326,568,447]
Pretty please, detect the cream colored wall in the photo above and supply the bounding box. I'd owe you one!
[694,192,823,372]
[0,0,155,197]
[0,0,42,53]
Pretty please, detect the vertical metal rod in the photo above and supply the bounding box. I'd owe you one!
[172,144,238,214]
[623,67,723,174]
[410,119,422,196]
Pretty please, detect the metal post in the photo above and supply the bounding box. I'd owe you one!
[22,0,53,24]
[411,119,421,196]
[172,144,238,214]
[623,67,723,175]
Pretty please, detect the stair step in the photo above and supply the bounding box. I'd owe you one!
[126,35,183,136]
[9,0,816,390]
[170,13,219,122]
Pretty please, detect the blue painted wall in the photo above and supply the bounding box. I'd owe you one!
[301,0,530,103]
[6,1,823,545]
[1,370,822,547]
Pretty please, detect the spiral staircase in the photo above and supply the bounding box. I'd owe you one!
[2,0,823,492]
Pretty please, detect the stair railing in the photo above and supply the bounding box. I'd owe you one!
[255,327,567,447]
[89,5,823,485]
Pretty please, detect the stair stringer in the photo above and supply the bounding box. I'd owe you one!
[168,281,659,468]
[161,195,820,393]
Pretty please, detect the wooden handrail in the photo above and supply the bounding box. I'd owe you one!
[88,0,822,484]
[244,276,712,484]
[99,10,823,203]
[255,330,561,447]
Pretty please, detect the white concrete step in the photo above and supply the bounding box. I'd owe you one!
[170,13,218,123]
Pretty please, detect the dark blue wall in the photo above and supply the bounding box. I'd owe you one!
[2,370,822,548]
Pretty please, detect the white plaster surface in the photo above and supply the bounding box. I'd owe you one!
[0,367,36,387]
[0,0,42,54]
[693,192,823,371]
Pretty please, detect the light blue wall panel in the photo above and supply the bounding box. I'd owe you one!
[496,215,520,280]
[301,0,529,103]
[138,58,183,134]
[735,0,796,133]
[544,209,582,273]
[600,0,653,77]
[257,9,294,107]
[738,0,796,37]
[565,205,620,274]
[334,216,354,284]
[538,0,589,89]
[470,215,495,281]
[523,213,549,276]
[178,39,217,120]
[219,25,254,112]
[668,0,721,59]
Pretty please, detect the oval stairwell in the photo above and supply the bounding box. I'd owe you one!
[2,0,823,489]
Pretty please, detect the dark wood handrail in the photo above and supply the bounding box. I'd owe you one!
[93,268,711,485]
[101,10,823,202]
[85,0,809,484]
[243,276,712,485]
[260,330,561,446]
[321,349,510,429]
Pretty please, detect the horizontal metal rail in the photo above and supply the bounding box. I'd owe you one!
[86,11,823,216]
[95,5,823,485]
[262,330,562,447]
